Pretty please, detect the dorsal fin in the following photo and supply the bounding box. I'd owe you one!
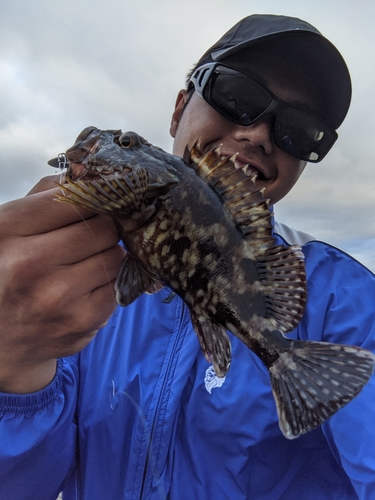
[188,140,307,333]
[187,139,274,251]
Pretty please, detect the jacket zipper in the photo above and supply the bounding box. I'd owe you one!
[138,300,187,499]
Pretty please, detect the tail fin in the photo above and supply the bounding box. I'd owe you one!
[269,340,375,439]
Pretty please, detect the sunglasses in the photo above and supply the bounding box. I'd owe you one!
[189,63,338,163]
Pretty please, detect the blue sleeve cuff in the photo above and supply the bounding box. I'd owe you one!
[0,358,64,415]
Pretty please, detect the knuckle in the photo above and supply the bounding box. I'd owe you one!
[5,244,51,287]
[4,251,38,289]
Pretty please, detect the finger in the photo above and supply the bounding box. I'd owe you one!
[82,280,119,326]
[26,175,64,196]
[50,280,119,358]
[23,214,122,265]
[10,245,124,330]
[1,186,97,236]
[64,244,125,294]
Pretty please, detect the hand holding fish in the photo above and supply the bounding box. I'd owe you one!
[0,175,124,393]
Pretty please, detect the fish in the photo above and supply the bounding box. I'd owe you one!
[49,126,375,439]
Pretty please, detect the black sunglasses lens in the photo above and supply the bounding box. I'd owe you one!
[274,108,337,162]
[203,68,273,125]
[194,64,338,162]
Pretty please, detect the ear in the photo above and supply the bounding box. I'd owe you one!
[170,90,190,138]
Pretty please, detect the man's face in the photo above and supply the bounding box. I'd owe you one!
[169,61,312,206]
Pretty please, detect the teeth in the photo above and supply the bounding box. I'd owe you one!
[242,165,254,177]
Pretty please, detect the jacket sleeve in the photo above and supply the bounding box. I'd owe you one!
[300,242,375,499]
[0,358,78,500]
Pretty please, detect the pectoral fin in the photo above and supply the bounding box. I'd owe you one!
[55,166,178,220]
[115,253,163,306]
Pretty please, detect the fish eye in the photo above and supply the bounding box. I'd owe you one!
[119,132,141,148]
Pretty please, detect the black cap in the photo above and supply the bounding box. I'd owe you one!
[194,15,351,129]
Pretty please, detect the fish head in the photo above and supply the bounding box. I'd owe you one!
[48,126,179,185]
[50,127,181,231]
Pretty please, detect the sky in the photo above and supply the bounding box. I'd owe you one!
[1,0,375,270]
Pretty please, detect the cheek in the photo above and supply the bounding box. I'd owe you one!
[266,158,306,205]
[172,96,224,156]
[172,116,197,156]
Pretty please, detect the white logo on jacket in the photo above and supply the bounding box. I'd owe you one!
[204,366,226,393]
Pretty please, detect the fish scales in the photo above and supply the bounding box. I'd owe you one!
[51,126,375,439]
[126,160,266,326]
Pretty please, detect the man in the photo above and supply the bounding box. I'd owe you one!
[1,14,374,500]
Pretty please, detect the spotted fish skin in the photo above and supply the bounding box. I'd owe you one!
[52,126,375,439]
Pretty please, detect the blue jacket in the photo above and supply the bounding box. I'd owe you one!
[1,234,375,500]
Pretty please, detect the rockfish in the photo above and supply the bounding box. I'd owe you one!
[49,126,375,439]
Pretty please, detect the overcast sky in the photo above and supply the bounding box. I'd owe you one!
[1,0,375,270]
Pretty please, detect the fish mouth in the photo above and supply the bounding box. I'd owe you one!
[68,162,131,182]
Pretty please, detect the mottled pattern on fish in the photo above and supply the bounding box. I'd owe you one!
[51,127,375,439]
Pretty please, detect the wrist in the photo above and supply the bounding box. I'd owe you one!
[0,359,57,394]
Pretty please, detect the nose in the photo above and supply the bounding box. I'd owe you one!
[232,117,274,155]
